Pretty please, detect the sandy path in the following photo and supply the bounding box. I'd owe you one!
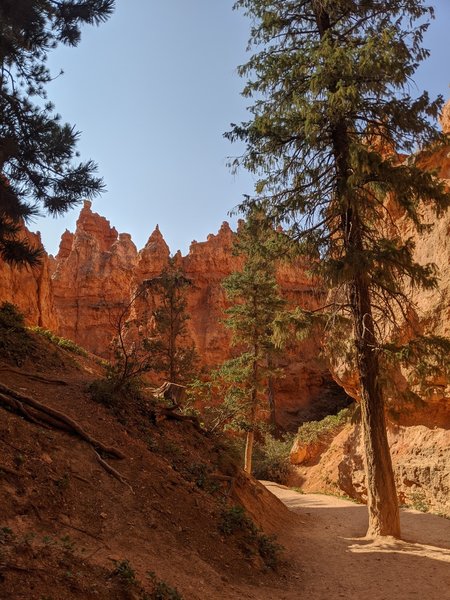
[239,483,450,600]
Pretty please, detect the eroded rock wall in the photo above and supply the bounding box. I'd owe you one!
[0,227,58,331]
[289,422,450,517]
[49,203,333,428]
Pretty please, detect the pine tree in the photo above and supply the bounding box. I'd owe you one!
[222,212,286,473]
[227,1,450,537]
[0,1,114,265]
[146,260,199,385]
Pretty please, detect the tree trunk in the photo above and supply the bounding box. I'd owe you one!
[244,430,254,474]
[350,270,400,538]
[244,354,259,475]
[267,352,276,427]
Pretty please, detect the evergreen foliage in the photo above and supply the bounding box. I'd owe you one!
[221,211,287,472]
[145,260,199,385]
[227,0,450,537]
[0,301,33,363]
[0,1,114,265]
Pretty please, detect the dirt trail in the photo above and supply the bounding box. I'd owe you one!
[245,483,450,600]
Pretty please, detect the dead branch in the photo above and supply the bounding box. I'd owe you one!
[0,464,19,477]
[57,518,104,541]
[157,406,202,431]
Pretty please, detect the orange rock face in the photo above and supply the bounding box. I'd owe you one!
[49,204,334,428]
[2,104,449,434]
[0,199,333,429]
[289,421,450,517]
[0,226,58,331]
[51,201,138,356]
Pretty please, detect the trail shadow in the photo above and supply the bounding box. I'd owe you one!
[265,485,450,599]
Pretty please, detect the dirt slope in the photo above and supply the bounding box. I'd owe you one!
[0,335,294,600]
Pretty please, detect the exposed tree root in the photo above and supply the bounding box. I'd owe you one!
[0,364,68,386]
[0,382,132,490]
[94,451,133,493]
[0,382,124,459]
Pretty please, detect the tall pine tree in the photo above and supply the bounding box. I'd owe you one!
[222,211,286,473]
[0,1,114,264]
[227,0,450,537]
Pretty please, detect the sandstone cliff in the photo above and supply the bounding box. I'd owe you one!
[0,227,58,331]
[49,202,337,429]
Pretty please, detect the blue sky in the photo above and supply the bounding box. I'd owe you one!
[31,1,450,256]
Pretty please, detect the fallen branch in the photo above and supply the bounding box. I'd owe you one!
[0,464,19,477]
[157,407,203,432]
[57,518,104,541]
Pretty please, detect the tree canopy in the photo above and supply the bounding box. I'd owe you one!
[0,1,114,265]
[227,0,450,537]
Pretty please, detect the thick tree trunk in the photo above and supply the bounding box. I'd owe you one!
[350,271,401,538]
[244,430,254,474]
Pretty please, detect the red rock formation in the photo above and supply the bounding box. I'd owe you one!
[48,205,333,428]
[0,226,58,331]
[51,201,138,355]
[289,421,450,517]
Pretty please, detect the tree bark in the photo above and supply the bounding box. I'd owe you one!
[350,270,400,537]
[244,430,254,474]
[267,352,277,427]
[244,352,259,475]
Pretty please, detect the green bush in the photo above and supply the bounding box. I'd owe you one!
[146,572,183,600]
[0,302,25,330]
[219,505,254,536]
[112,560,136,585]
[218,505,281,570]
[30,326,88,356]
[252,433,294,484]
[0,302,33,363]
[88,378,122,409]
[296,406,353,445]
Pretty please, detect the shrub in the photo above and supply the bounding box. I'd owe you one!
[0,302,33,363]
[30,327,88,356]
[219,505,281,569]
[88,378,122,409]
[146,572,183,600]
[0,302,25,329]
[252,433,294,484]
[295,406,353,445]
[112,560,136,585]
[219,505,254,536]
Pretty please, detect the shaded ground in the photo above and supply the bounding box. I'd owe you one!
[259,483,450,600]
